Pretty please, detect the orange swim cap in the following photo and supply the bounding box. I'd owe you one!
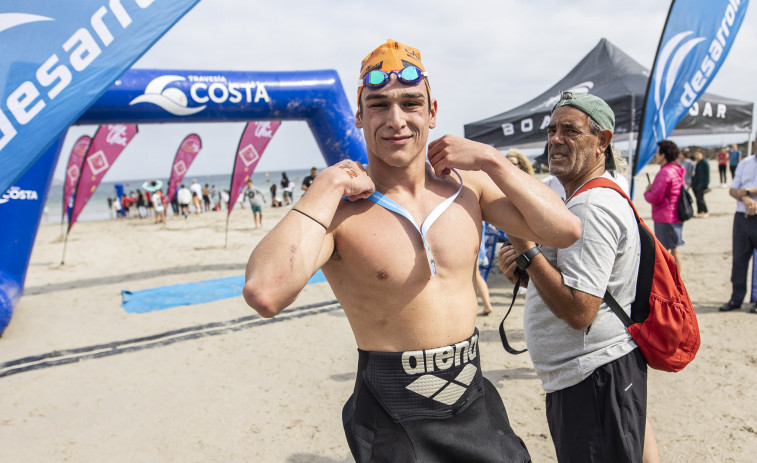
[358,39,429,104]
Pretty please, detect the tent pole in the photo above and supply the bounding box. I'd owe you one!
[628,93,637,199]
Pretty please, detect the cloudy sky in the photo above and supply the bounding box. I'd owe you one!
[55,0,757,181]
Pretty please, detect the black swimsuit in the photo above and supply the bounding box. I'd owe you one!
[342,329,531,462]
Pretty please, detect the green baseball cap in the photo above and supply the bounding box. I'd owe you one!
[552,91,617,170]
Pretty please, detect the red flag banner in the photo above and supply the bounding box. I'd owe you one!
[228,121,281,214]
[62,135,91,222]
[69,125,138,231]
[166,134,203,203]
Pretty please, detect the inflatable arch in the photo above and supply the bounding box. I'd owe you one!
[0,68,367,335]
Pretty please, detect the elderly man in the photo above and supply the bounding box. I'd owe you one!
[244,39,581,462]
[499,92,650,462]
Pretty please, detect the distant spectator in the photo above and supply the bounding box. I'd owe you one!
[729,144,743,181]
[144,189,153,217]
[190,179,203,200]
[644,139,685,270]
[301,167,318,191]
[192,191,201,215]
[177,184,192,218]
[506,148,534,176]
[210,185,218,210]
[152,189,166,224]
[244,180,266,229]
[269,184,282,207]
[170,189,179,215]
[136,190,147,218]
[281,172,292,205]
[679,150,694,191]
[691,150,710,218]
[717,147,729,186]
[120,194,130,218]
[112,196,122,218]
[202,183,211,211]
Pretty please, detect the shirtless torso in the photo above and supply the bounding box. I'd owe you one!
[244,75,580,355]
[323,164,482,351]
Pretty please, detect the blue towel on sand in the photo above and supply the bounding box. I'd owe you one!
[122,270,327,314]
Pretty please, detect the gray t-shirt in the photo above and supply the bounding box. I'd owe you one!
[524,173,640,393]
[244,186,265,207]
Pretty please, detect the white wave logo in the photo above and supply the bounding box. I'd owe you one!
[531,81,595,112]
[129,76,206,116]
[653,31,705,136]
[0,13,53,33]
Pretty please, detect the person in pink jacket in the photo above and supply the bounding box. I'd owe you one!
[644,139,685,269]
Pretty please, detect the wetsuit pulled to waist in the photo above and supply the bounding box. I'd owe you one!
[356,329,484,422]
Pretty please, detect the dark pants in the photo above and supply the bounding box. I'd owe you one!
[730,165,738,180]
[719,164,728,183]
[729,213,757,304]
[546,349,647,463]
[693,189,708,214]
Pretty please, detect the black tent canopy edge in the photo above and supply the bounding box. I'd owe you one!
[464,38,753,153]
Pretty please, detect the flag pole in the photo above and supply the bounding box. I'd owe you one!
[631,0,676,186]
[224,214,230,248]
[225,123,249,249]
[60,229,70,265]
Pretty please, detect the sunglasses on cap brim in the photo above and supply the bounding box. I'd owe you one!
[359,65,428,89]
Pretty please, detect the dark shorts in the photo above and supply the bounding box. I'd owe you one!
[250,205,262,213]
[342,330,530,463]
[654,221,684,250]
[545,348,647,463]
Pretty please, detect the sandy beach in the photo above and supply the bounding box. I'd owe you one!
[2,162,757,462]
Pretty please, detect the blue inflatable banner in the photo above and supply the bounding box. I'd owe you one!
[634,0,749,176]
[0,0,200,195]
[0,136,64,331]
[0,66,366,335]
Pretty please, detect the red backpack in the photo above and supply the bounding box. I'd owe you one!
[575,178,700,372]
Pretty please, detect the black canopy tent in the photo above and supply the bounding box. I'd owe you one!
[464,39,753,156]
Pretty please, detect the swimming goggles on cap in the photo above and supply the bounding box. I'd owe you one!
[359,65,428,89]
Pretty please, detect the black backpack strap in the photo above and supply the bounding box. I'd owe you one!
[499,276,528,355]
[602,290,633,329]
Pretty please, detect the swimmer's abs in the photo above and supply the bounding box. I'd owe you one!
[343,304,479,352]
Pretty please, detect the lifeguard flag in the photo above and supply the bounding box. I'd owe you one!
[166,134,202,203]
[228,121,281,214]
[634,0,749,177]
[0,0,200,195]
[68,124,137,230]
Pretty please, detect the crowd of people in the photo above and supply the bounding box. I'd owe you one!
[105,171,321,226]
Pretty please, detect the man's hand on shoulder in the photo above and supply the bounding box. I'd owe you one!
[427,134,500,178]
[314,160,375,201]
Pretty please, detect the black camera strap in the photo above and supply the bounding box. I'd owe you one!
[499,272,528,355]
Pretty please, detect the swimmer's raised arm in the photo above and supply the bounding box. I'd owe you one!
[427,134,581,248]
[243,160,374,317]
